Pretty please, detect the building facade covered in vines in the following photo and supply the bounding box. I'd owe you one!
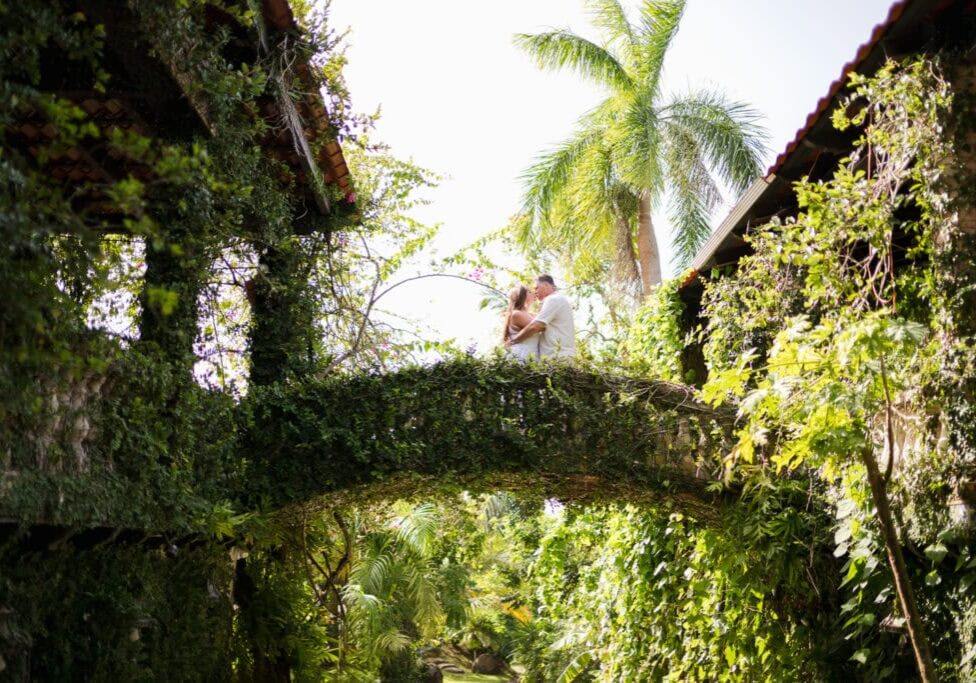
[3,0,976,679]
[0,1,733,679]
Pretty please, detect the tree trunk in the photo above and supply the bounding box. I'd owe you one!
[637,191,662,296]
[612,208,641,306]
[859,446,939,683]
[233,557,292,683]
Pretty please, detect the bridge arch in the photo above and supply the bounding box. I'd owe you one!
[244,358,735,517]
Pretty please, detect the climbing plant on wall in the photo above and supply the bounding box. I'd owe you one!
[701,57,976,681]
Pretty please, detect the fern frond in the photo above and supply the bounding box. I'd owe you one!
[392,501,439,556]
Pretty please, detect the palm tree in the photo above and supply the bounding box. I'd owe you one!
[514,109,643,304]
[341,502,445,679]
[515,0,767,299]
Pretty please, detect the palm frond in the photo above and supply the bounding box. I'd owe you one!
[541,193,610,282]
[519,124,606,232]
[392,501,438,557]
[659,89,768,193]
[519,113,641,294]
[570,139,618,223]
[569,141,634,280]
[513,30,632,91]
[342,582,382,611]
[482,491,518,522]
[372,628,412,654]
[556,650,595,683]
[661,119,723,265]
[608,89,664,194]
[402,563,442,625]
[585,0,635,50]
[633,0,686,92]
[348,535,396,596]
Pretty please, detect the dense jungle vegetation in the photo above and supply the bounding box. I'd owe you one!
[1,0,975,681]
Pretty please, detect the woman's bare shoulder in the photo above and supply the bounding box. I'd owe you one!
[511,309,534,327]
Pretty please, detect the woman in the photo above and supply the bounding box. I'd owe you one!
[503,284,539,361]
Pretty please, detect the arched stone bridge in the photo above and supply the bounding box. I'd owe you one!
[245,359,735,518]
[5,358,735,530]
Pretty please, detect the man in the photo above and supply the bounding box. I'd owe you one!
[505,274,576,360]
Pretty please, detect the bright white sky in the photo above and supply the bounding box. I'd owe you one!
[328,0,896,353]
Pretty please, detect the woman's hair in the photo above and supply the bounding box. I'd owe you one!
[502,284,529,342]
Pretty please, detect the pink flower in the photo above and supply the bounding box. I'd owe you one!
[345,191,357,204]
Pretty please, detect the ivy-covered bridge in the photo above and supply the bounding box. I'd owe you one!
[246,360,732,512]
[4,357,734,530]
[0,3,737,677]
[0,0,736,533]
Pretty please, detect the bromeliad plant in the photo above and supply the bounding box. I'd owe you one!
[702,58,955,681]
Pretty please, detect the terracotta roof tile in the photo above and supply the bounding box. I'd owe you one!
[768,0,912,176]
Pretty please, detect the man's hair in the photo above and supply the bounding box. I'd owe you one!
[536,274,556,287]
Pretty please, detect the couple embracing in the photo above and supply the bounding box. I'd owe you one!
[502,274,575,362]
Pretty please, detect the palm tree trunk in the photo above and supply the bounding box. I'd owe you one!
[613,208,641,305]
[637,191,662,296]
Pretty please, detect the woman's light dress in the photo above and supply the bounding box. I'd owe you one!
[508,323,539,362]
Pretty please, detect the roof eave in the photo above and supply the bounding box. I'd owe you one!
[259,0,355,217]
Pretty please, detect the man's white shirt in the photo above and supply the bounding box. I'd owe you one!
[534,291,576,359]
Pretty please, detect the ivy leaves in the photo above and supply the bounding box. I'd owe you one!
[727,314,926,476]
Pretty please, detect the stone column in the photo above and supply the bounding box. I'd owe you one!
[248,236,316,386]
[936,58,976,498]
[139,210,210,372]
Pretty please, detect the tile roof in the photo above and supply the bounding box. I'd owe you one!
[8,0,354,221]
[767,0,913,177]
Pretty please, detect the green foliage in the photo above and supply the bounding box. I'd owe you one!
[392,478,840,682]
[341,502,446,677]
[225,490,836,681]
[622,277,686,382]
[698,228,806,376]
[0,539,234,681]
[700,57,976,678]
[0,1,370,677]
[5,0,976,679]
[241,356,730,510]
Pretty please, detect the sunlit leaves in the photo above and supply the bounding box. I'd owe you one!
[701,347,756,408]
[512,501,827,680]
[512,31,632,92]
[697,57,961,679]
[622,277,686,381]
